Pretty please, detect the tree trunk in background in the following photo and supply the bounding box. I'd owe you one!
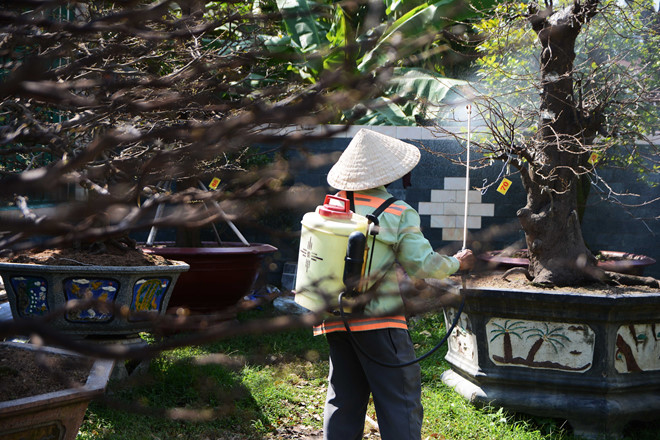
[520,1,602,286]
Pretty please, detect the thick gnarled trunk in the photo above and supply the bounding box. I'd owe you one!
[518,178,597,285]
[520,1,602,286]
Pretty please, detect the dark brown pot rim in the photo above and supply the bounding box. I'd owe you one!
[478,249,656,268]
[141,242,277,256]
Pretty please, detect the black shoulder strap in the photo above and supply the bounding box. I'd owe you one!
[346,191,355,212]
[372,197,398,218]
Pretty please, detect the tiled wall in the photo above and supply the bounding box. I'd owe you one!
[418,178,495,241]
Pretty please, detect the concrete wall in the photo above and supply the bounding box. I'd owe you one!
[279,125,659,280]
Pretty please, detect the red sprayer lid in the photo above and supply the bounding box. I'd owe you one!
[317,195,353,219]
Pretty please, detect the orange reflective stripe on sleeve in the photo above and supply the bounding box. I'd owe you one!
[313,315,408,336]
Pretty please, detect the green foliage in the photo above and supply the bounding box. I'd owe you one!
[472,0,660,185]
[267,0,498,125]
[578,1,660,184]
[322,4,356,72]
[357,0,474,71]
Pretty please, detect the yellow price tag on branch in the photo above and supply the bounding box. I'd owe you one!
[209,177,221,190]
[588,152,599,165]
[497,178,512,195]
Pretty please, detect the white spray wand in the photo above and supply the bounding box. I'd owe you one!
[462,104,472,251]
[460,104,472,290]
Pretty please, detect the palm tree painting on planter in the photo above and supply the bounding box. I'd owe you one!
[488,319,592,371]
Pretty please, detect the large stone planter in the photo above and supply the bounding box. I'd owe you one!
[141,242,277,313]
[0,261,189,338]
[0,341,114,440]
[441,287,660,439]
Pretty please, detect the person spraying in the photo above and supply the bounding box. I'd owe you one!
[295,128,474,440]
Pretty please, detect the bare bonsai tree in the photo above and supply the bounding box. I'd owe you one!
[434,0,659,285]
[0,0,385,255]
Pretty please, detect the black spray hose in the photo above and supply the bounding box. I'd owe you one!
[337,290,466,368]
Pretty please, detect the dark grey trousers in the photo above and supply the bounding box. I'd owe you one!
[323,328,423,440]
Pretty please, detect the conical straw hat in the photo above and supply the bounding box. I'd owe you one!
[327,129,421,191]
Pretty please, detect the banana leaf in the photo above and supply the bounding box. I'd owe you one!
[275,0,326,53]
[388,67,468,102]
[323,5,354,71]
[358,0,498,72]
[358,0,465,71]
[355,67,473,125]
[352,96,414,126]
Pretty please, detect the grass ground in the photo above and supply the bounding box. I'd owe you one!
[79,305,660,440]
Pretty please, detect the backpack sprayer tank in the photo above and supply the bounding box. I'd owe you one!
[294,195,368,313]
